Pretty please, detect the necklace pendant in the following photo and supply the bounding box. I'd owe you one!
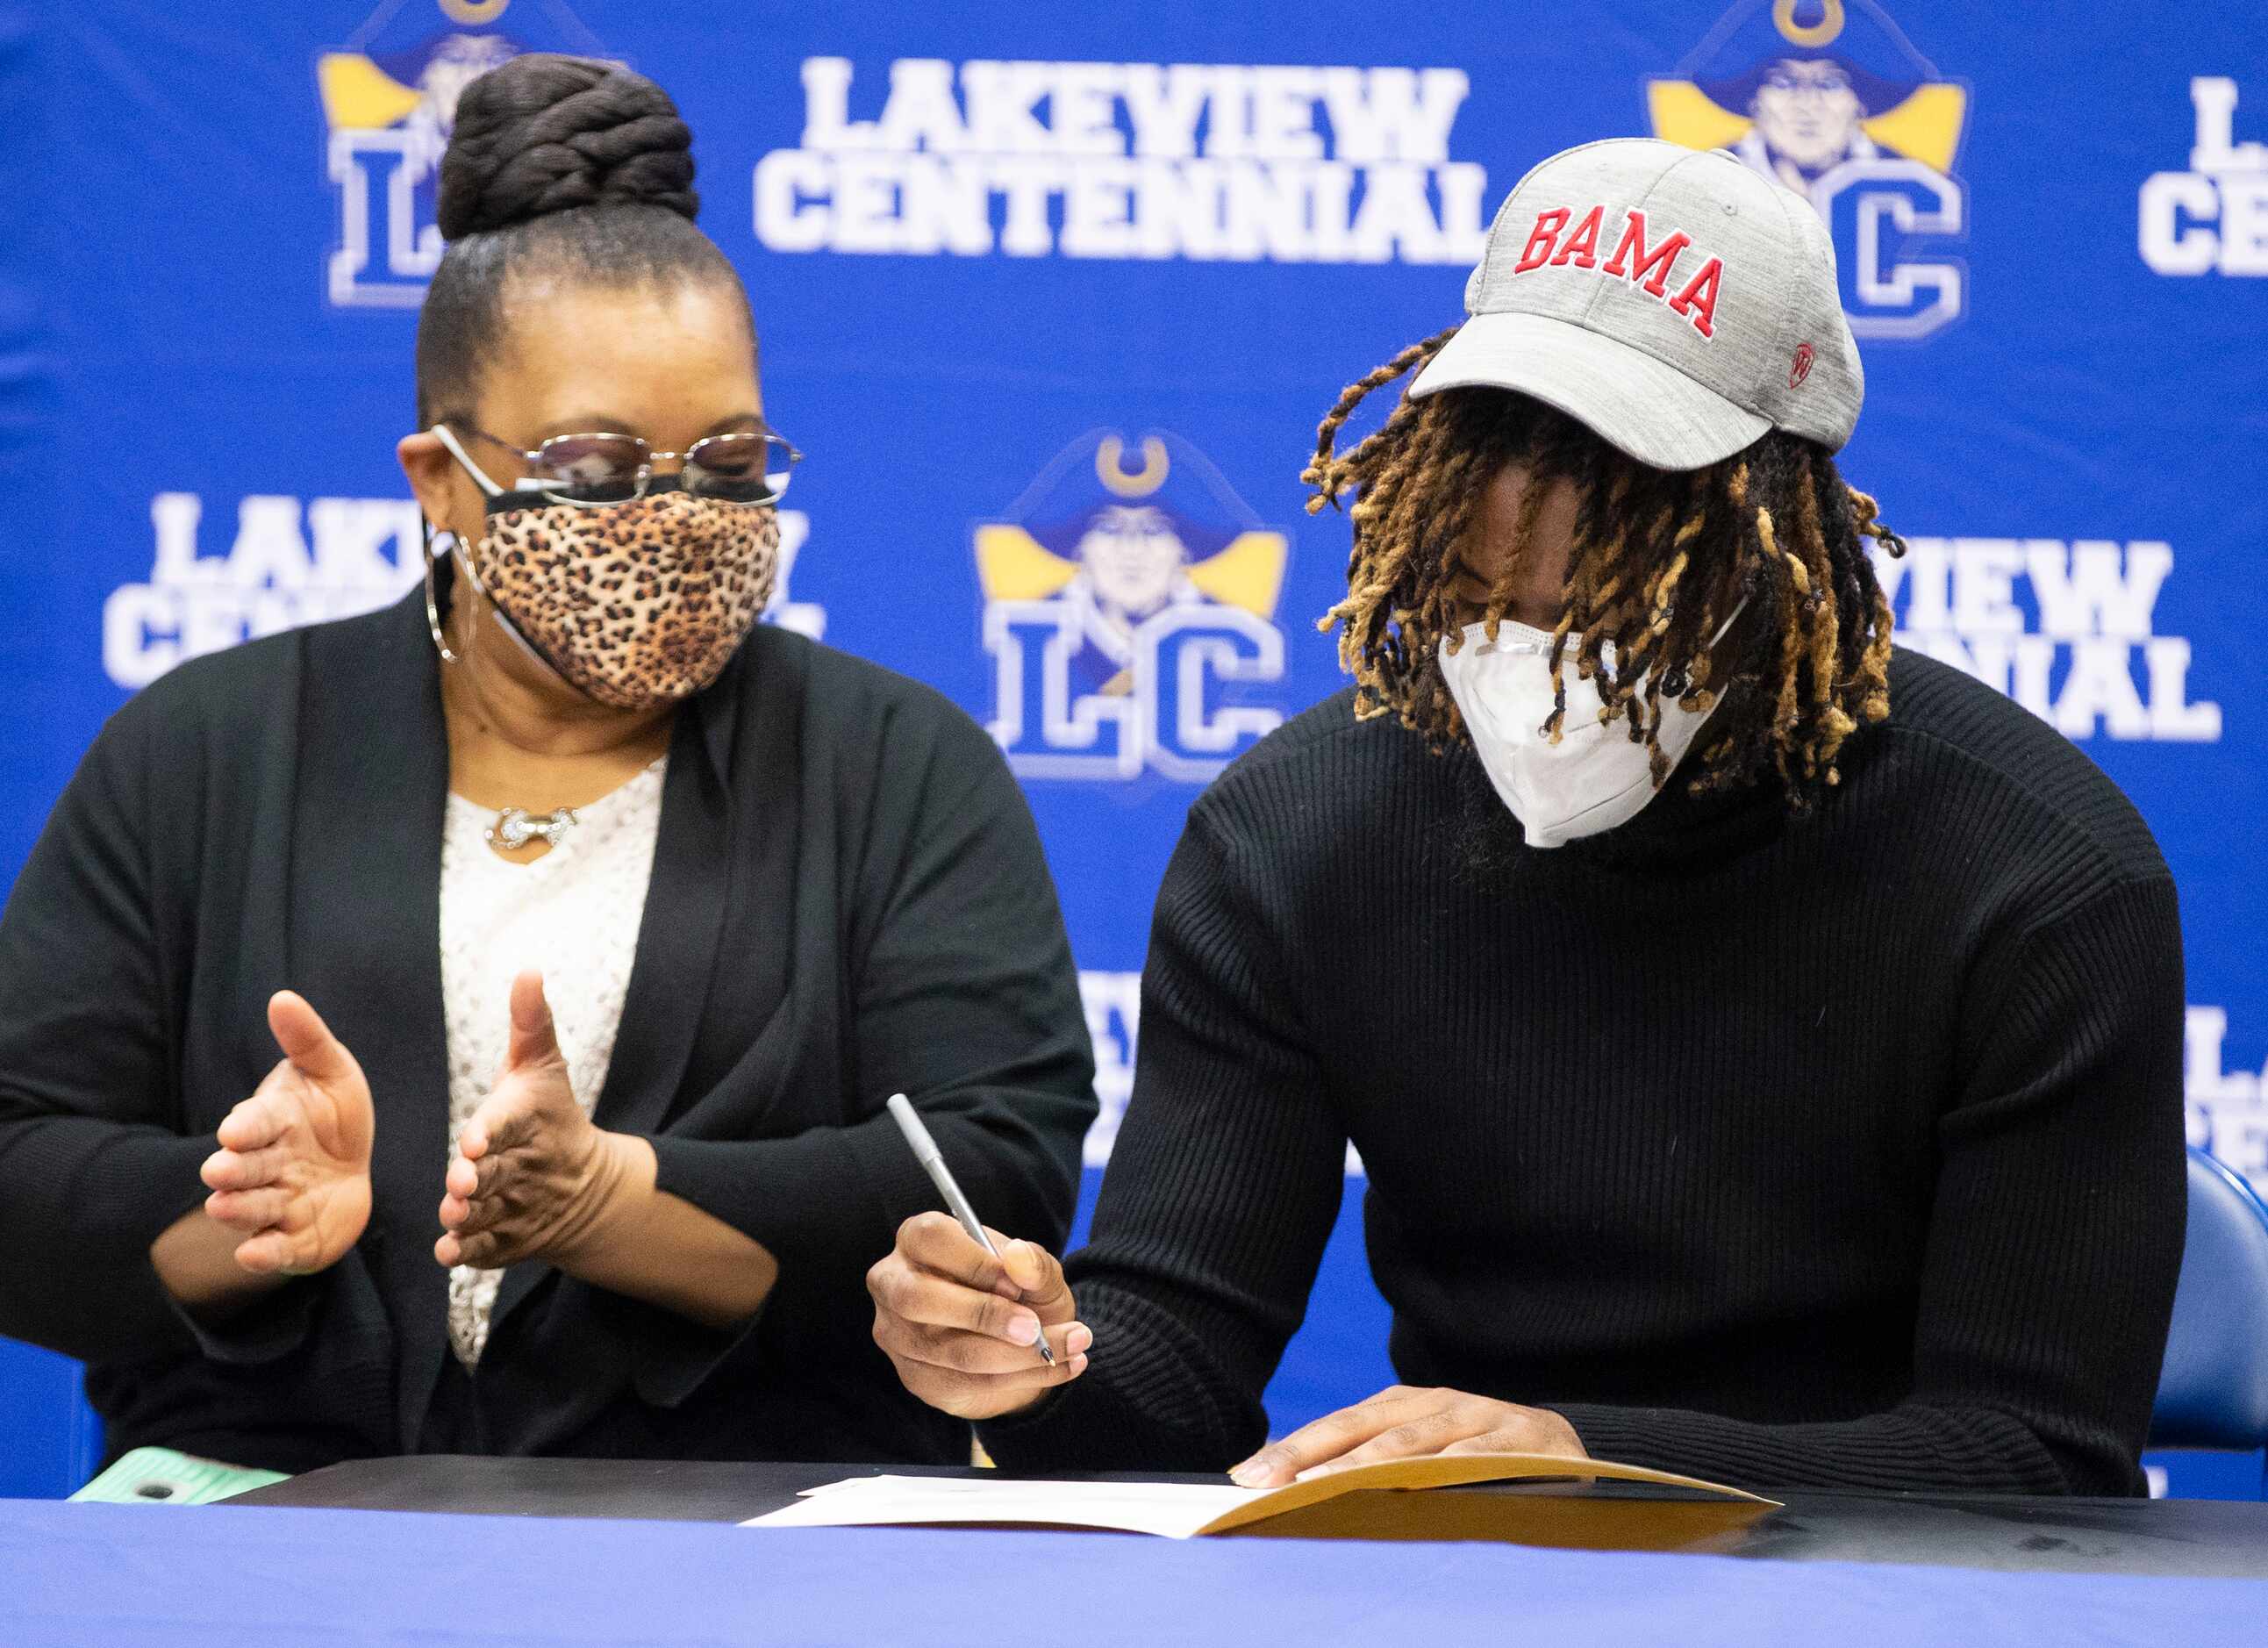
[487,806,576,851]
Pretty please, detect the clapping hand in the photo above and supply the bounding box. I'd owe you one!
[435,970,636,1271]
[199,992,375,1276]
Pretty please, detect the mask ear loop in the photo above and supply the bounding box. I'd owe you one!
[1703,594,1752,652]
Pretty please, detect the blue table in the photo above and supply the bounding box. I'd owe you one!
[1,1498,2261,1646]
[5,1472,2267,1646]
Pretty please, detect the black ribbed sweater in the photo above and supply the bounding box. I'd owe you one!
[984,649,2187,1494]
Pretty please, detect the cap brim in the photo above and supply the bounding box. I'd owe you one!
[1406,312,1769,472]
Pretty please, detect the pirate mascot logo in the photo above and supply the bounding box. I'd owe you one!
[1649,0,1971,338]
[977,432,1289,781]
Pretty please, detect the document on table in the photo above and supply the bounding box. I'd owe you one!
[742,1454,1774,1540]
[746,1475,1271,1538]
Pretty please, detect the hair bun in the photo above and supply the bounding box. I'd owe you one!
[437,54,698,240]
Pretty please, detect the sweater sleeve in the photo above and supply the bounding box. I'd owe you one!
[982,806,1349,1472]
[1553,874,2188,1495]
[0,704,216,1365]
[647,702,1097,1370]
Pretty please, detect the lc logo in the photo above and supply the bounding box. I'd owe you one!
[977,430,1290,782]
[318,2,605,308]
[1649,0,1971,340]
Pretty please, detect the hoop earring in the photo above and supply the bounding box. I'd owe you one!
[423,522,460,665]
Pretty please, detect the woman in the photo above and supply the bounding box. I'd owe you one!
[0,54,1094,1472]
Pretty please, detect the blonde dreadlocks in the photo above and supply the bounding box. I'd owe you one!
[1306,328,1906,802]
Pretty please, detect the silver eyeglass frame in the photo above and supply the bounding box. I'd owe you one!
[427,421,800,509]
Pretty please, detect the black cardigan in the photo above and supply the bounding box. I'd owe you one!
[0,589,1096,1472]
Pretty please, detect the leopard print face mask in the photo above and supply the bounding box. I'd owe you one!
[458,482,780,710]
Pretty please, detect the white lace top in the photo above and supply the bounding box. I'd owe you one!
[437,754,669,1368]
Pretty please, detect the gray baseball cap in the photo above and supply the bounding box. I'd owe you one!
[1408,138,1863,471]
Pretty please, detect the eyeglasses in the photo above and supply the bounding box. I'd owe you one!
[432,421,802,508]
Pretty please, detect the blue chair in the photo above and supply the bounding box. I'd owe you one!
[0,1336,103,1499]
[2150,1148,2268,1490]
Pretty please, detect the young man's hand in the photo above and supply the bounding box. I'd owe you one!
[867,1212,1091,1419]
[1230,1385,1585,1486]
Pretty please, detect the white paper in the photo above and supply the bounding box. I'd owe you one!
[740,1474,1271,1538]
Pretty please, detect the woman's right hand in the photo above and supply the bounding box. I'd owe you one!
[197,991,375,1276]
[867,1212,1091,1420]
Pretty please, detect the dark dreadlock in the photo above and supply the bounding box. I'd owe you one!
[1306,327,1907,805]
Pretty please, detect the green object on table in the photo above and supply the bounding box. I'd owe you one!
[68,1446,290,1505]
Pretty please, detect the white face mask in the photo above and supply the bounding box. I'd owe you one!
[1436,600,1748,849]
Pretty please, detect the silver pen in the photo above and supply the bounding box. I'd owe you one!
[885,1093,1056,1366]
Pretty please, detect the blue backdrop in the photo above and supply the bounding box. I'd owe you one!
[2,1,2264,1499]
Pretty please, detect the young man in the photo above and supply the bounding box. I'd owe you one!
[867,140,2186,1494]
